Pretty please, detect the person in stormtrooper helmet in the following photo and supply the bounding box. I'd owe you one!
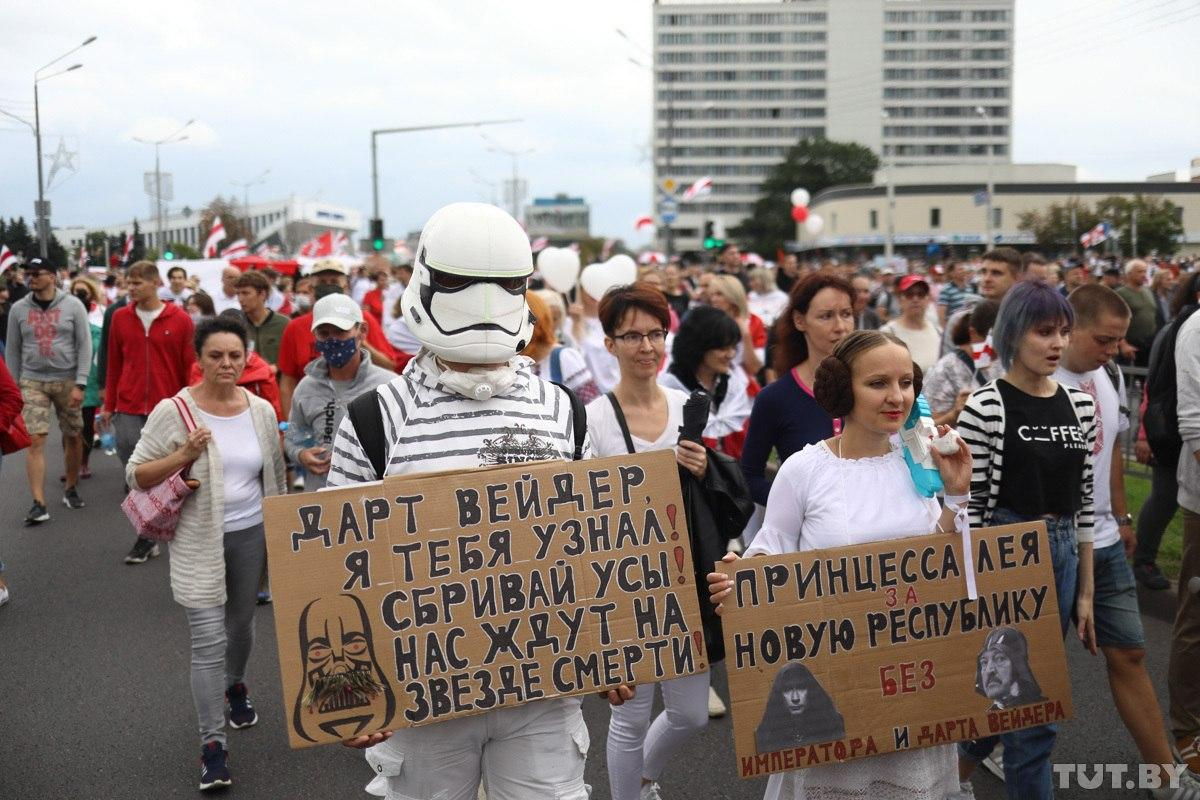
[326,202,629,800]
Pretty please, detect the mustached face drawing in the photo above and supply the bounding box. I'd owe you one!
[293,594,395,742]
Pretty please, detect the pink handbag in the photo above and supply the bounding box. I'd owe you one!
[120,396,200,542]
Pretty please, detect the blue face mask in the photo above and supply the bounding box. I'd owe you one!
[315,336,358,369]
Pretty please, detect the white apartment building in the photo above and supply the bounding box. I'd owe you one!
[652,0,1014,251]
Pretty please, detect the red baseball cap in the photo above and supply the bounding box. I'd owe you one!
[897,274,930,293]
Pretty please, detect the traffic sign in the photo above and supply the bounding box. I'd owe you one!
[658,198,678,225]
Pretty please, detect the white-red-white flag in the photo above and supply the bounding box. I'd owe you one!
[77,245,89,271]
[634,214,654,232]
[300,232,336,258]
[203,217,227,257]
[333,231,350,255]
[122,233,134,264]
[0,244,16,274]
[637,251,666,265]
[681,176,713,202]
[222,239,249,259]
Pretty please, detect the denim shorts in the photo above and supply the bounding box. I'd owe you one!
[989,507,1078,638]
[1092,540,1145,649]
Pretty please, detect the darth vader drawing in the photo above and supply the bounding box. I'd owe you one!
[974,626,1046,710]
[293,593,396,742]
[755,661,846,754]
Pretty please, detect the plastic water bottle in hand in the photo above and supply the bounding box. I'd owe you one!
[99,419,117,456]
[900,393,944,497]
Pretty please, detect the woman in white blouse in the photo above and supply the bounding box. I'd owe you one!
[585,283,709,800]
[708,329,973,800]
[127,315,286,791]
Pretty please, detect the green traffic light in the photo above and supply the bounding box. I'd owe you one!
[703,238,724,249]
[164,251,174,260]
[372,238,385,252]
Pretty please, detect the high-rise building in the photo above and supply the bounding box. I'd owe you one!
[652,0,1014,251]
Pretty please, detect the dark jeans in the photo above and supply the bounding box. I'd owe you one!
[960,507,1078,800]
[1134,459,1179,566]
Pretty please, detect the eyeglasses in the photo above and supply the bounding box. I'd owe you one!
[612,329,668,347]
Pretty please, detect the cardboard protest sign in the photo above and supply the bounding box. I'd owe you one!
[263,449,707,748]
[717,522,1072,779]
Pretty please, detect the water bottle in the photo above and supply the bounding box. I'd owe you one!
[99,420,117,456]
[899,393,944,498]
[280,421,318,449]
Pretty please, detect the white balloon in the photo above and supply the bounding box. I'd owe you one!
[790,188,810,208]
[579,255,638,301]
[804,214,824,235]
[537,247,581,293]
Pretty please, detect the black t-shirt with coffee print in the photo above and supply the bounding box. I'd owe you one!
[994,379,1088,518]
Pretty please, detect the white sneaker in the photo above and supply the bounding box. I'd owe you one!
[640,782,663,800]
[1152,766,1200,800]
[0,585,9,608]
[980,744,1005,781]
[707,686,727,718]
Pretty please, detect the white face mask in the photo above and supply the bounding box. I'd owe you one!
[431,354,523,401]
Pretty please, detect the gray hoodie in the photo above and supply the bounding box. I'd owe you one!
[285,350,394,491]
[1176,310,1200,513]
[5,288,92,385]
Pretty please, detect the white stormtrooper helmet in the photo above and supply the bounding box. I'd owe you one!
[400,202,534,364]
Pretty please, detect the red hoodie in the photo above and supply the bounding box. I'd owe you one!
[188,350,284,422]
[104,301,196,415]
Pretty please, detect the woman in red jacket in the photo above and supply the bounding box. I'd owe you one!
[0,356,25,607]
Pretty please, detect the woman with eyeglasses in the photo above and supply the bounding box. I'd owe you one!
[585,283,710,800]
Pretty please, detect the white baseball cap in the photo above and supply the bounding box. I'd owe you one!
[310,293,363,331]
[309,258,349,276]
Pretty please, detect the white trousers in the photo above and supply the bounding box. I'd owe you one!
[606,671,711,800]
[364,697,589,800]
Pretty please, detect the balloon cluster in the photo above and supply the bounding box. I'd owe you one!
[790,188,824,235]
[536,248,639,301]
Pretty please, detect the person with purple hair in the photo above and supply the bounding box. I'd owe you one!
[956,280,1099,799]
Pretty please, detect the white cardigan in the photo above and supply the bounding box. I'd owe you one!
[126,388,286,609]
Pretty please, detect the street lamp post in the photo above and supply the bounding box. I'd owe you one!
[975,106,994,247]
[882,110,895,261]
[483,137,535,222]
[33,35,96,259]
[134,119,194,254]
[231,168,271,242]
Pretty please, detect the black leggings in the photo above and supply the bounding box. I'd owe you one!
[80,406,97,464]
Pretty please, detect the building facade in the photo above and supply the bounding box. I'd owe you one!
[55,197,363,256]
[524,195,591,241]
[652,0,1014,251]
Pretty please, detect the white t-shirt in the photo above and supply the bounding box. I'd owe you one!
[1054,364,1128,549]
[198,406,265,529]
[158,287,193,305]
[580,317,620,395]
[212,291,242,315]
[881,318,942,373]
[586,386,688,457]
[135,304,165,335]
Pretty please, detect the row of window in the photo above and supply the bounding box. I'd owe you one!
[658,12,827,27]
[883,48,1009,62]
[659,124,828,140]
[885,86,1008,99]
[867,208,1004,231]
[658,106,826,121]
[664,144,800,159]
[883,105,1007,119]
[659,69,827,83]
[885,124,1009,137]
[659,31,827,45]
[659,49,827,64]
[889,143,1010,157]
[659,88,826,102]
[884,67,1009,80]
[667,163,775,178]
[884,29,1010,42]
[885,9,1010,23]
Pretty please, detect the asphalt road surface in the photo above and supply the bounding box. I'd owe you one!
[0,444,1185,799]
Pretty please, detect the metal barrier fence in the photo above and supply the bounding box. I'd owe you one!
[1117,365,1150,478]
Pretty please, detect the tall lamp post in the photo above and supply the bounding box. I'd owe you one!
[33,35,97,259]
[134,119,194,253]
[482,134,535,222]
[975,105,995,247]
[881,110,895,261]
[231,168,270,242]
[620,29,677,260]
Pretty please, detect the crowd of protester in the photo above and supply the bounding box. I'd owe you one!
[1,237,1199,800]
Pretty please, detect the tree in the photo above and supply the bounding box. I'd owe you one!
[1095,194,1182,257]
[1016,199,1099,255]
[731,137,880,255]
[3,217,35,259]
[200,196,252,252]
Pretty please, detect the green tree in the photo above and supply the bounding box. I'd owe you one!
[1016,199,1100,255]
[3,217,35,259]
[1095,194,1182,257]
[731,137,880,255]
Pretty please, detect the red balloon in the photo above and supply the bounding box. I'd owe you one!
[791,205,809,222]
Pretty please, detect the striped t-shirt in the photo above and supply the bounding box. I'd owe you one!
[327,352,590,485]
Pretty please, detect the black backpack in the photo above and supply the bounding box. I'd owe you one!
[1144,305,1199,465]
[345,381,587,480]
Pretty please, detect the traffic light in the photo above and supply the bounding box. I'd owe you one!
[702,219,724,250]
[163,248,175,260]
[370,218,385,252]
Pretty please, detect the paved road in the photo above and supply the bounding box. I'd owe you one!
[0,444,1185,799]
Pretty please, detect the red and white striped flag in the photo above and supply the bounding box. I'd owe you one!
[334,231,350,255]
[634,214,654,232]
[77,245,89,271]
[681,176,713,201]
[0,244,16,274]
[204,217,226,257]
[1079,222,1110,249]
[222,239,249,259]
[121,233,134,264]
[530,237,549,253]
[255,241,272,256]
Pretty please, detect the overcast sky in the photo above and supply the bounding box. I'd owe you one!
[1,0,1197,249]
